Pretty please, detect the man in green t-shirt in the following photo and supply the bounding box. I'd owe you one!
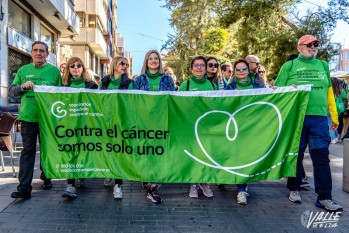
[245,55,266,88]
[275,35,342,212]
[9,41,62,199]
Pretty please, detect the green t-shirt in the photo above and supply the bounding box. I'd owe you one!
[12,63,62,122]
[275,55,331,116]
[179,75,216,91]
[147,70,161,91]
[69,77,85,88]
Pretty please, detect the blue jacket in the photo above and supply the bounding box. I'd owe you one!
[133,73,175,91]
[226,79,263,90]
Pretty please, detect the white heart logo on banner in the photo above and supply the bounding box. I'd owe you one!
[184,101,284,177]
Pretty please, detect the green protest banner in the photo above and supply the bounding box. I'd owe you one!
[35,85,310,184]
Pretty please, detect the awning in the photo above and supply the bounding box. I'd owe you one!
[330,71,349,78]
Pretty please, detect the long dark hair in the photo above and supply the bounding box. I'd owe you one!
[206,56,221,83]
[331,77,343,97]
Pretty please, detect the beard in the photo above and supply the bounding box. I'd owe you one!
[300,49,318,58]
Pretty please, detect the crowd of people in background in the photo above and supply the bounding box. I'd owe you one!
[5,34,345,212]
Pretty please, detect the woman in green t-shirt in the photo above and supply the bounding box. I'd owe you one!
[179,55,215,199]
[61,57,98,199]
[100,57,133,200]
[226,58,263,205]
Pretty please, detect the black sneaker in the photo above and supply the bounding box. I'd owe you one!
[41,180,52,190]
[142,182,149,189]
[300,178,310,188]
[77,179,87,189]
[147,186,162,203]
[11,191,31,199]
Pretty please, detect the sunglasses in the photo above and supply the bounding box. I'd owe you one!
[249,62,260,66]
[235,66,248,72]
[208,63,218,68]
[258,71,265,74]
[120,61,129,67]
[303,42,320,48]
[193,63,206,68]
[69,64,82,69]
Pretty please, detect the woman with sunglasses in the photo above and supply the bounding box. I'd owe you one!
[206,56,225,90]
[179,55,215,198]
[258,65,268,87]
[226,58,263,205]
[100,57,133,199]
[61,57,98,199]
[134,50,175,204]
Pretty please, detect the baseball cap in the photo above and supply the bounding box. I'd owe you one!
[298,35,320,45]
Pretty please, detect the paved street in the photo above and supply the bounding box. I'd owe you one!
[0,142,348,233]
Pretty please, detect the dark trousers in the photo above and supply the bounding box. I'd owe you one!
[17,121,49,193]
[287,116,332,200]
[115,179,122,185]
[337,113,344,135]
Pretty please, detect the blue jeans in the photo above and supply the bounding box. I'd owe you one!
[287,116,332,200]
[327,112,338,140]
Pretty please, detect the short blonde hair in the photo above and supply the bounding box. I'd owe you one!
[109,57,130,76]
[62,57,90,86]
[140,50,163,75]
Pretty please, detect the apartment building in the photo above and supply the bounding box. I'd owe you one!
[0,0,79,104]
[59,0,118,79]
[340,48,349,72]
[116,32,132,75]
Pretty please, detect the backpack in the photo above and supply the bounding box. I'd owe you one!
[335,96,345,113]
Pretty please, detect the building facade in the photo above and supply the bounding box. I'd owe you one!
[340,48,349,72]
[59,0,118,80]
[0,0,79,105]
[116,32,132,75]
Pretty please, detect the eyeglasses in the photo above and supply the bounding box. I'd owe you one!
[120,61,129,67]
[235,66,248,72]
[193,63,206,68]
[69,64,82,69]
[249,62,260,66]
[208,63,218,68]
[303,42,320,48]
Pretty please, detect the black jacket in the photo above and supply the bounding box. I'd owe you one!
[100,74,133,90]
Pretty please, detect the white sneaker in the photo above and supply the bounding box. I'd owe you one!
[62,184,77,199]
[104,178,113,187]
[189,185,198,198]
[289,191,301,203]
[237,191,249,205]
[113,184,123,199]
[331,139,337,144]
[315,199,343,212]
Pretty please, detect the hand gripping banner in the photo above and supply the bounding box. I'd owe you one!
[35,85,310,184]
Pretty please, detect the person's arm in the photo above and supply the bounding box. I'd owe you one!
[8,68,27,97]
[0,105,18,113]
[328,87,339,128]
[274,62,290,87]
